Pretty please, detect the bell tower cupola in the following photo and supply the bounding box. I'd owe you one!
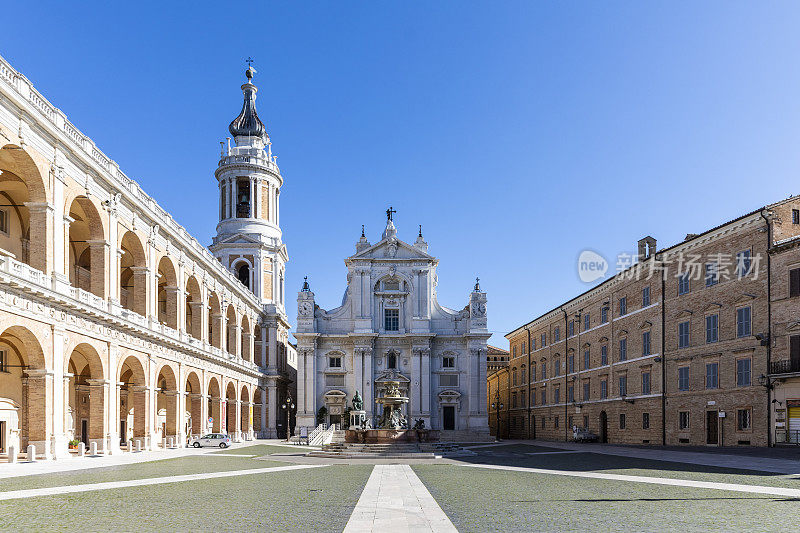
[210,64,288,313]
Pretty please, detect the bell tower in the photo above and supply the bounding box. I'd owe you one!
[210,65,287,311]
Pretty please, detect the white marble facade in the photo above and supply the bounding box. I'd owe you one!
[295,214,490,435]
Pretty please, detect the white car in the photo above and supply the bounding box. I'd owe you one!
[192,433,232,448]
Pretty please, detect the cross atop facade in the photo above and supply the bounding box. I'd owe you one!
[245,57,255,67]
[386,206,396,222]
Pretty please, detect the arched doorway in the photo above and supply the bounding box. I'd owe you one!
[185,372,202,440]
[157,256,178,329]
[0,144,49,272]
[599,411,608,443]
[67,344,106,452]
[118,355,147,448]
[207,377,221,433]
[236,262,250,289]
[155,365,178,444]
[67,196,106,298]
[225,382,237,437]
[0,326,46,456]
[240,386,251,439]
[119,231,147,315]
[185,275,202,340]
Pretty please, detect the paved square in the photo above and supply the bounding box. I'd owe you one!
[2,441,799,532]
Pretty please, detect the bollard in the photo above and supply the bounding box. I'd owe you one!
[27,445,36,462]
[136,440,142,452]
[78,442,85,457]
[161,437,167,450]
[127,440,133,452]
[89,441,97,456]
[168,437,174,448]
[8,445,16,463]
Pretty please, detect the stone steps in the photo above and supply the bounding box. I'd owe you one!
[306,441,473,459]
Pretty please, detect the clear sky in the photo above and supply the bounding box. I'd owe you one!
[3,3,800,348]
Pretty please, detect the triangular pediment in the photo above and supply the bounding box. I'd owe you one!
[216,233,262,245]
[350,237,434,261]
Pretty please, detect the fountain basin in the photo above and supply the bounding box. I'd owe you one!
[345,429,440,443]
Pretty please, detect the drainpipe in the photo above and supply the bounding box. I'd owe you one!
[760,209,773,447]
[527,327,532,439]
[660,253,667,446]
[562,308,569,442]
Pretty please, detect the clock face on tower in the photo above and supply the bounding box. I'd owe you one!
[299,302,313,316]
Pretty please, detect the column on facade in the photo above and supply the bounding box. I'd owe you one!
[147,238,158,320]
[24,202,53,274]
[227,179,233,219]
[353,348,363,401]
[51,164,66,277]
[50,327,68,458]
[411,349,422,419]
[248,178,255,218]
[232,324,242,358]
[131,384,150,447]
[86,378,109,454]
[297,350,307,418]
[268,323,277,369]
[362,348,372,420]
[421,349,431,421]
[260,388,268,437]
[147,357,158,449]
[106,344,120,454]
[267,383,277,436]
[106,206,119,301]
[61,215,73,279]
[177,259,186,333]
[84,241,110,298]
[234,387,242,441]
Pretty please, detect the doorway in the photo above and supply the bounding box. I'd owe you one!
[442,406,455,430]
[531,416,536,439]
[0,421,5,453]
[81,419,88,445]
[329,414,341,428]
[599,411,608,443]
[120,420,126,445]
[706,410,719,445]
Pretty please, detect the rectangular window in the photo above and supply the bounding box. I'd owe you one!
[541,362,547,379]
[642,286,650,307]
[679,411,690,430]
[568,354,574,374]
[541,333,547,347]
[568,385,574,403]
[0,210,8,235]
[642,371,651,394]
[705,314,719,344]
[619,297,627,316]
[678,273,691,295]
[642,331,651,356]
[584,349,590,370]
[554,358,561,377]
[737,408,751,431]
[601,345,608,366]
[705,262,719,287]
[512,393,517,408]
[554,416,559,429]
[568,320,574,337]
[619,413,626,429]
[737,306,751,338]
[791,268,800,298]
[0,350,4,372]
[530,365,536,382]
[642,412,650,429]
[736,250,752,278]
[583,382,590,401]
[384,309,399,331]
[439,374,459,387]
[737,358,751,387]
[705,362,719,389]
[513,346,517,358]
[443,356,455,368]
[541,389,546,406]
[542,416,546,429]
[794,209,800,225]
[584,313,590,331]
[329,356,342,368]
[521,390,525,406]
[601,306,609,324]
[619,338,627,361]
[522,341,526,354]
[678,366,690,391]
[619,375,627,396]
[678,321,690,348]
[554,387,560,404]
[325,374,345,387]
[554,327,560,342]
[521,367,526,383]
[600,380,608,399]
[531,339,536,351]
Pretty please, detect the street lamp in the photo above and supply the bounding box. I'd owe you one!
[281,394,295,441]
[491,389,504,440]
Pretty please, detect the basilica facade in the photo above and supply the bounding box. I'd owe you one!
[0,54,294,459]
[295,215,490,437]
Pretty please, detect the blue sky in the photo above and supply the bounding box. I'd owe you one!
[3,3,800,347]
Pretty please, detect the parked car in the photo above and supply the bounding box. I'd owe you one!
[573,427,599,442]
[192,433,232,448]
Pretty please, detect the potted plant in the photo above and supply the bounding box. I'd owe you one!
[68,439,80,450]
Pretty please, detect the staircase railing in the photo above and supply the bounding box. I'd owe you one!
[307,424,327,446]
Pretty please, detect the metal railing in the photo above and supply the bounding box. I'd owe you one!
[776,429,800,444]
[769,360,800,375]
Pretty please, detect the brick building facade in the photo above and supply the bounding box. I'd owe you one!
[486,345,509,439]
[505,196,800,447]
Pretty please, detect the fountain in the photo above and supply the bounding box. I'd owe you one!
[345,382,439,443]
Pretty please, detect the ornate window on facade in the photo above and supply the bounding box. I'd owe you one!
[384,309,399,331]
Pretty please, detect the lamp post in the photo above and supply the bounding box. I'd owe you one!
[491,388,504,441]
[282,394,295,441]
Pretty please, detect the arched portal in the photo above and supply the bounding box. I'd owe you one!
[118,355,147,447]
[67,343,106,451]
[225,382,237,437]
[208,292,222,348]
[0,326,46,456]
[253,388,264,437]
[236,262,250,289]
[119,231,147,316]
[185,371,202,439]
[240,385,251,439]
[157,256,178,329]
[185,275,202,340]
[0,145,49,272]
[226,305,237,357]
[207,377,221,433]
[155,365,178,443]
[68,197,106,298]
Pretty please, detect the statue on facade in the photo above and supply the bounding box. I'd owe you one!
[352,390,363,412]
